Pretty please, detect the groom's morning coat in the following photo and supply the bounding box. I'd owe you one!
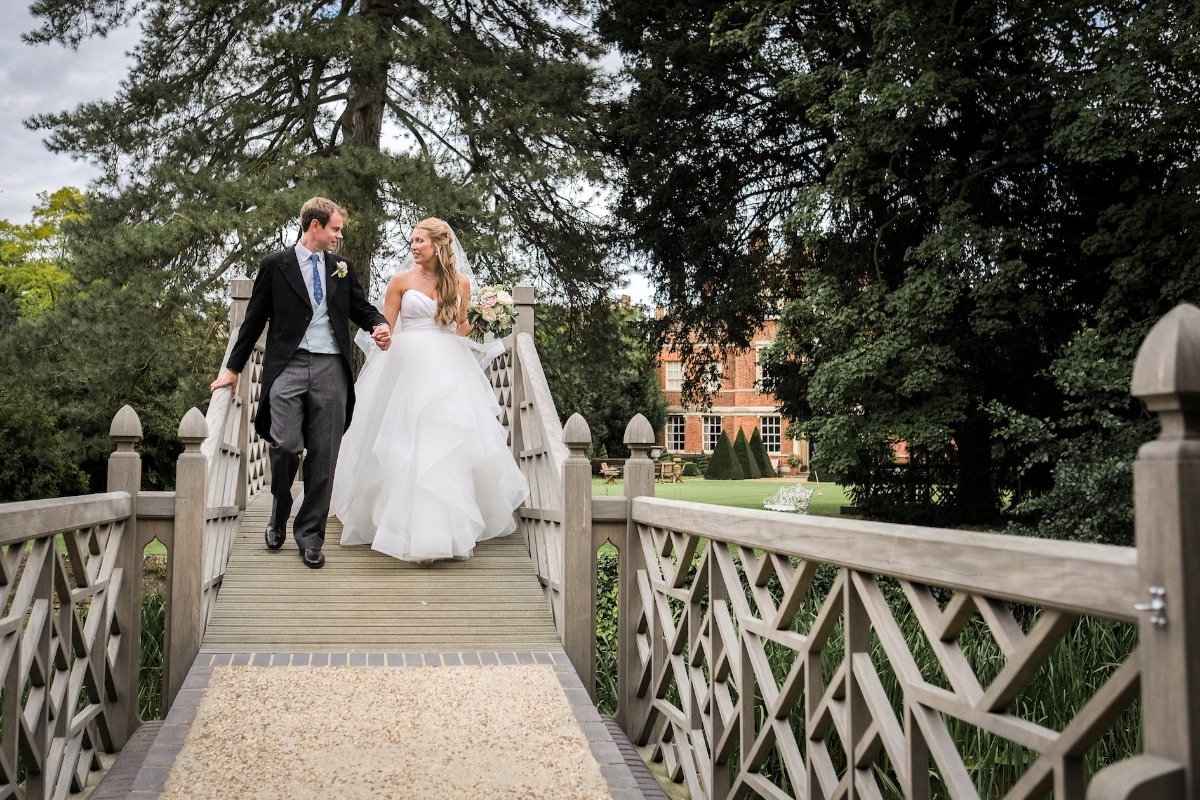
[225,248,387,442]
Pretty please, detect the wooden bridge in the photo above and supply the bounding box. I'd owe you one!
[1,278,1199,799]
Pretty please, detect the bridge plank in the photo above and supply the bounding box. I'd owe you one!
[201,493,561,652]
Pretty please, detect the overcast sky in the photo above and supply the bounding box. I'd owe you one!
[0,6,142,224]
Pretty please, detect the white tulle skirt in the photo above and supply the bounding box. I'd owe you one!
[331,330,528,561]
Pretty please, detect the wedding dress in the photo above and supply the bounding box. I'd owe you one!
[331,289,528,561]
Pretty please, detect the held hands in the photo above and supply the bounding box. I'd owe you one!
[372,323,392,351]
[210,369,239,393]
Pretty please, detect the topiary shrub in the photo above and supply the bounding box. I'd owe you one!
[682,462,701,477]
[704,430,742,479]
[749,427,773,476]
[734,428,762,478]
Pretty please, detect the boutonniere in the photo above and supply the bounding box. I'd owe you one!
[333,260,348,279]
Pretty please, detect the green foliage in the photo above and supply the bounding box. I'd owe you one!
[682,462,701,477]
[704,430,742,480]
[535,299,667,457]
[0,385,88,500]
[0,192,223,499]
[733,427,761,478]
[604,0,1200,534]
[0,188,83,317]
[748,426,773,475]
[25,0,616,301]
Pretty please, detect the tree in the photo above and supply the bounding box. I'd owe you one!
[0,187,83,317]
[535,298,667,457]
[733,427,761,479]
[0,192,223,500]
[23,2,618,428]
[748,426,772,475]
[704,430,742,480]
[604,0,1200,535]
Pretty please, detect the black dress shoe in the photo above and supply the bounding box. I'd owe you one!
[300,548,325,569]
[265,524,286,550]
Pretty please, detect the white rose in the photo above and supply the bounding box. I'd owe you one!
[496,291,513,306]
[482,305,499,323]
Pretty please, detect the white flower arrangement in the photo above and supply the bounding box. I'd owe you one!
[466,285,516,342]
[333,260,348,279]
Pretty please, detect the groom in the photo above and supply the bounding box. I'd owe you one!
[211,197,391,569]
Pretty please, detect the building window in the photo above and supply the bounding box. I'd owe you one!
[665,361,682,392]
[705,361,724,393]
[702,415,722,453]
[755,343,773,390]
[760,416,781,454]
[667,415,686,453]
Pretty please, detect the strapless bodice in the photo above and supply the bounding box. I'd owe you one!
[400,289,455,334]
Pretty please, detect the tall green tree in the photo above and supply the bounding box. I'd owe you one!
[603,0,1200,535]
[25,0,615,301]
[0,192,224,500]
[535,298,667,456]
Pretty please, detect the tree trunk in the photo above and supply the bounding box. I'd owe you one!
[339,1,390,371]
[954,413,1001,525]
[339,0,388,290]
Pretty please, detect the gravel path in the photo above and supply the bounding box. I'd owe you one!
[159,665,611,799]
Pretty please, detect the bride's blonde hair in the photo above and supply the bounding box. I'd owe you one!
[415,218,460,327]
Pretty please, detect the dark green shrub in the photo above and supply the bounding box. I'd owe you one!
[682,462,701,477]
[749,427,773,475]
[734,428,761,478]
[705,431,742,480]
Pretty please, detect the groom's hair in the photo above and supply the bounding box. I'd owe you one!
[300,197,348,233]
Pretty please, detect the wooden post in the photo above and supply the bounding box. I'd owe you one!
[1109,303,1200,798]
[165,408,207,711]
[563,413,597,699]
[617,413,656,740]
[229,275,253,509]
[107,405,143,746]
[510,284,535,459]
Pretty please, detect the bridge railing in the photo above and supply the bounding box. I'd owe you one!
[0,402,214,797]
[486,285,572,635]
[556,304,1200,799]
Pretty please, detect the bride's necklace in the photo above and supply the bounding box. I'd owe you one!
[419,270,437,283]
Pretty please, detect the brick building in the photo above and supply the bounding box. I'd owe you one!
[657,317,811,473]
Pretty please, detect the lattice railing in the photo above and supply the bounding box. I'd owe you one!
[485,286,571,635]
[0,492,139,797]
[198,275,265,632]
[555,304,1200,798]
[623,501,1142,799]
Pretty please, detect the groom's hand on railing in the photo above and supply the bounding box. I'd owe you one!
[210,369,240,392]
[371,323,392,351]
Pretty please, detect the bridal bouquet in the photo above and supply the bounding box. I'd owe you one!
[466,285,515,342]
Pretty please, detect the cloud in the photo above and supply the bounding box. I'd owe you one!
[0,7,139,223]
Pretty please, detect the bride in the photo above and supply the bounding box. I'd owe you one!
[330,218,528,562]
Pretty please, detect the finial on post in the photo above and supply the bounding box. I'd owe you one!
[1131,304,1200,442]
[110,405,143,449]
[564,413,592,459]
[178,407,208,449]
[623,414,655,458]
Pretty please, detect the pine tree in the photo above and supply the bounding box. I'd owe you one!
[748,427,773,476]
[704,430,742,480]
[734,428,761,479]
[26,1,615,299]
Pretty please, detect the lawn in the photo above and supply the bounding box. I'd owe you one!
[591,476,851,517]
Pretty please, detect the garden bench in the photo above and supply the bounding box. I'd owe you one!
[762,483,814,513]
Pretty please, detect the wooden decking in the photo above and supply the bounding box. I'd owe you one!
[201,491,562,652]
